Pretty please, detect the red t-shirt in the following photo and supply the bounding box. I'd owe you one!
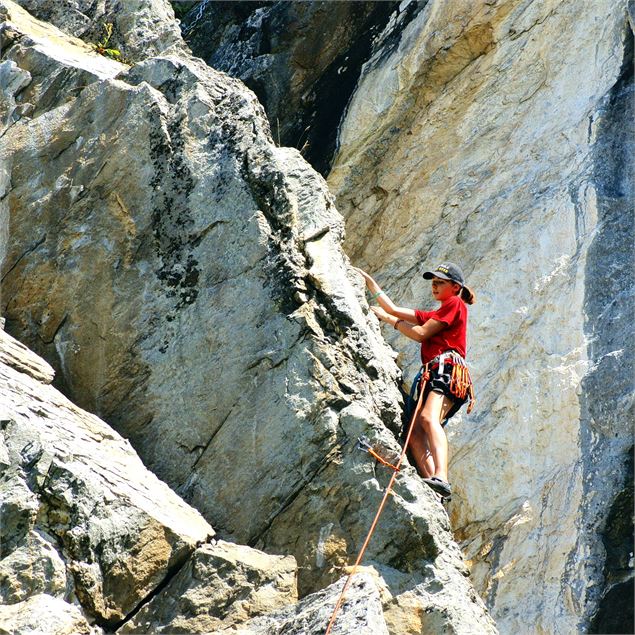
[414,295,467,363]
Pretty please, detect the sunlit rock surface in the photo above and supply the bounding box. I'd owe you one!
[235,572,389,635]
[0,328,213,630]
[179,0,634,629]
[0,594,101,635]
[327,1,634,633]
[10,0,185,62]
[119,540,298,634]
[0,2,496,633]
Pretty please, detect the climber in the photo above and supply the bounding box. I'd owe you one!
[355,263,475,498]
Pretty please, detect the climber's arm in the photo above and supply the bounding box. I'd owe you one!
[370,307,445,342]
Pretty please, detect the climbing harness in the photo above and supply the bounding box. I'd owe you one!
[324,367,431,635]
[406,351,475,419]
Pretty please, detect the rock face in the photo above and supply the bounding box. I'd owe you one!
[182,0,414,175]
[0,321,396,635]
[0,594,100,635]
[119,540,298,633]
[0,327,213,630]
[10,0,185,62]
[324,1,634,633]
[237,571,389,635]
[166,0,635,630]
[1,2,496,634]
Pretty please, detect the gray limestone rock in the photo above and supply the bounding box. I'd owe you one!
[0,594,101,635]
[0,328,54,384]
[182,0,407,175]
[327,1,635,633]
[0,59,31,135]
[184,0,634,631]
[0,0,126,122]
[9,0,186,62]
[0,3,496,633]
[0,529,68,604]
[234,571,389,635]
[119,540,297,633]
[0,329,213,627]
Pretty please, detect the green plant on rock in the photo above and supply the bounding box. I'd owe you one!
[92,22,128,64]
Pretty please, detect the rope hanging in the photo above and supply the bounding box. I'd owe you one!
[324,369,430,634]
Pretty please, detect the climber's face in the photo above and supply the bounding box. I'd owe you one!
[431,277,460,301]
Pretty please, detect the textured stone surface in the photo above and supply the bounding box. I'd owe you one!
[234,571,389,635]
[10,0,185,62]
[327,0,635,633]
[0,58,31,136]
[0,329,213,627]
[0,594,100,635]
[119,540,297,634]
[182,0,404,175]
[0,529,68,604]
[0,328,54,384]
[0,3,496,633]
[588,447,634,634]
[579,20,635,634]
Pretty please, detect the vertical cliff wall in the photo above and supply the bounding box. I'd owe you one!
[326,1,634,633]
[182,2,634,629]
[0,2,497,633]
[582,18,634,632]
[3,0,632,632]
[182,0,421,175]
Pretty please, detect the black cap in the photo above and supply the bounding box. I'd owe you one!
[422,262,464,286]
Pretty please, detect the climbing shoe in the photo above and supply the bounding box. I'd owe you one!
[422,477,452,498]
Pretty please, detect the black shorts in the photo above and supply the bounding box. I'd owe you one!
[405,362,467,427]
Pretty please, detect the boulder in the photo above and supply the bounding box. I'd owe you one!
[0,594,100,635]
[234,571,389,635]
[0,529,68,604]
[0,328,213,628]
[119,540,297,633]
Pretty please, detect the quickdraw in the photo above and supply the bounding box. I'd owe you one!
[355,436,400,472]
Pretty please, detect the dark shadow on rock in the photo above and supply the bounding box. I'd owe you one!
[580,18,634,635]
[181,1,428,176]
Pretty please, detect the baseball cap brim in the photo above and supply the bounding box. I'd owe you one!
[422,270,454,282]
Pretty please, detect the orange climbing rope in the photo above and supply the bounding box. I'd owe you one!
[366,447,400,472]
[324,369,430,635]
[448,353,475,413]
